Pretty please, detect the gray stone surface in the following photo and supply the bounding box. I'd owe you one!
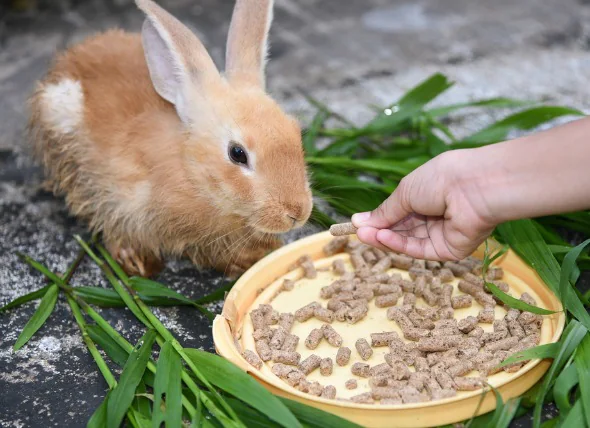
[2,0,590,426]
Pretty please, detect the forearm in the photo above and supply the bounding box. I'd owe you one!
[461,116,590,224]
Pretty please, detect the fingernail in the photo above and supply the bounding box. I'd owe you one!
[352,212,370,225]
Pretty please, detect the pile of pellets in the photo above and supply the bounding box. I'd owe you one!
[241,236,543,405]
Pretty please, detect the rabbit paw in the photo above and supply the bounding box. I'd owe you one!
[107,244,163,278]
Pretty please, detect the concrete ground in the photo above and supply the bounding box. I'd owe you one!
[1,0,590,426]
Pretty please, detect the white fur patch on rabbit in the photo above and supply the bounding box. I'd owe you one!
[40,79,84,134]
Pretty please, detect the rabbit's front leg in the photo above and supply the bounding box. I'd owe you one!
[105,241,164,278]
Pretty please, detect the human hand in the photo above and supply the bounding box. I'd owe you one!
[351,150,497,261]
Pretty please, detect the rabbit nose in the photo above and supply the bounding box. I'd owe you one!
[284,203,303,222]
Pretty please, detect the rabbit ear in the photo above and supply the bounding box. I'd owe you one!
[225,0,273,89]
[136,0,220,125]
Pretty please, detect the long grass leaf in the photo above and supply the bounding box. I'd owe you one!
[575,334,590,427]
[278,397,362,428]
[533,320,588,428]
[0,285,51,313]
[494,397,522,428]
[152,341,182,428]
[499,343,560,367]
[88,392,110,428]
[133,381,152,420]
[184,348,301,428]
[553,363,578,413]
[463,106,584,145]
[87,324,132,368]
[558,400,585,428]
[13,284,59,351]
[129,277,196,306]
[306,156,422,177]
[302,110,328,156]
[427,97,532,117]
[107,330,157,427]
[485,282,557,315]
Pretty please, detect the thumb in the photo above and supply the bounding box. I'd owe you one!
[352,183,412,229]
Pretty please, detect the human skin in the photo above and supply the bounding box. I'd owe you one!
[351,116,590,261]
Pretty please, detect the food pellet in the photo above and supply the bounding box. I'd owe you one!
[321,385,337,399]
[255,339,272,361]
[453,377,485,391]
[329,222,357,236]
[478,306,495,324]
[447,360,475,377]
[281,334,299,352]
[299,354,322,375]
[309,381,323,396]
[371,387,403,400]
[468,326,484,338]
[332,259,347,275]
[295,302,320,322]
[408,311,435,330]
[305,328,324,350]
[250,309,267,330]
[445,262,470,277]
[279,313,295,332]
[431,389,457,400]
[301,260,317,279]
[281,279,295,291]
[252,327,272,341]
[351,362,371,377]
[371,256,392,274]
[321,324,343,347]
[438,268,454,283]
[403,327,431,341]
[356,338,373,360]
[375,293,399,308]
[432,368,455,390]
[463,272,484,287]
[346,305,369,324]
[451,295,473,309]
[403,292,417,306]
[336,347,352,366]
[272,350,301,365]
[422,287,439,306]
[242,349,263,369]
[391,254,413,270]
[458,316,478,333]
[350,392,374,404]
[350,253,367,270]
[270,327,288,349]
[320,358,334,376]
[486,267,504,280]
[390,360,411,380]
[408,267,434,282]
[320,286,335,299]
[345,379,358,389]
[363,249,378,264]
[324,236,349,255]
[478,358,503,376]
[439,284,453,307]
[370,362,392,377]
[371,331,400,347]
[314,306,334,323]
[426,260,441,270]
[285,370,305,387]
[484,336,519,352]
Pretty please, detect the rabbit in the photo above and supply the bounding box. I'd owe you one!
[28,0,313,278]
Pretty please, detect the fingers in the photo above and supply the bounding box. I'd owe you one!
[351,182,411,230]
[374,229,446,261]
[355,226,393,252]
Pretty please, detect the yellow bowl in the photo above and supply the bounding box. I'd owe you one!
[213,231,565,428]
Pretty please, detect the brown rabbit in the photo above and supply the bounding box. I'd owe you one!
[28,0,312,278]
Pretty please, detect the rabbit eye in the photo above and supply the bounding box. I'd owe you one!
[229,143,248,166]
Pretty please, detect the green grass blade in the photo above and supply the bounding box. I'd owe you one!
[558,400,586,428]
[75,287,126,307]
[485,282,557,315]
[309,206,336,228]
[0,285,51,313]
[553,363,578,413]
[133,381,152,420]
[87,324,132,367]
[302,110,328,156]
[496,221,590,331]
[13,284,59,351]
[194,281,235,305]
[499,343,560,367]
[184,348,301,428]
[462,106,584,145]
[427,97,532,117]
[107,329,157,427]
[278,397,362,428]
[152,341,182,428]
[360,73,454,135]
[129,277,196,306]
[306,156,422,177]
[533,320,588,428]
[494,397,522,428]
[88,392,110,428]
[575,334,590,427]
